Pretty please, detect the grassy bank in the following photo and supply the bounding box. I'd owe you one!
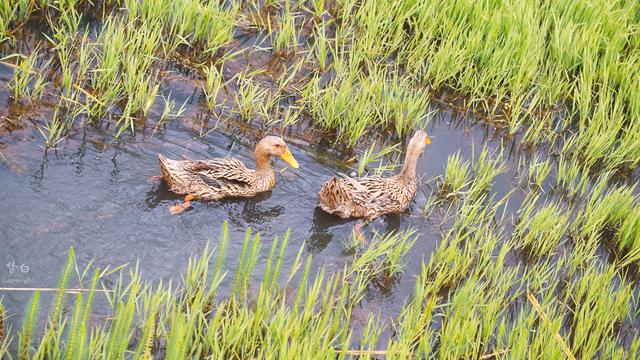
[0,0,639,171]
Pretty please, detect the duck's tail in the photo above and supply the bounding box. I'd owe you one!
[318,177,352,218]
[158,154,179,187]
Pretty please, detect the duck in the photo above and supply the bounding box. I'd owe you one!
[159,136,299,214]
[318,130,431,219]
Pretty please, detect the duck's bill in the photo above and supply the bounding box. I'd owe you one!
[280,149,299,169]
[425,137,432,145]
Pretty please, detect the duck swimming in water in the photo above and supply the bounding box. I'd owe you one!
[318,130,431,219]
[159,136,299,214]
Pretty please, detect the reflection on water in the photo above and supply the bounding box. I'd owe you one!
[307,207,339,252]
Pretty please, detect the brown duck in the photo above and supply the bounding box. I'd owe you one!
[159,136,299,214]
[318,130,431,219]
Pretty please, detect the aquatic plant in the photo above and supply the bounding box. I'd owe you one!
[349,229,417,281]
[202,64,224,112]
[356,142,400,176]
[526,155,553,189]
[233,73,268,121]
[439,152,470,200]
[271,10,299,54]
[7,49,48,101]
[468,146,506,198]
[513,196,570,258]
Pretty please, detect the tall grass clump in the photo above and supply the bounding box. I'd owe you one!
[2,212,640,357]
[233,73,268,121]
[513,196,570,258]
[272,10,299,54]
[303,61,432,146]
[438,152,470,200]
[89,17,164,134]
[7,49,48,101]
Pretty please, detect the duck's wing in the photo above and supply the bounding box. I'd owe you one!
[341,175,385,196]
[319,175,390,218]
[159,155,258,200]
[319,172,414,218]
[192,158,256,189]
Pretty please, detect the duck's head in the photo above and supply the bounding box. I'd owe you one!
[407,130,431,154]
[256,136,299,169]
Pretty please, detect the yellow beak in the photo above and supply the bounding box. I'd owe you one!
[280,148,299,169]
[425,137,432,145]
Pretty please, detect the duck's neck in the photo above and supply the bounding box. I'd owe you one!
[255,151,276,189]
[398,148,419,181]
[255,151,273,174]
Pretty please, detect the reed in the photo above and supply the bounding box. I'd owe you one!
[0,208,639,358]
[513,196,570,258]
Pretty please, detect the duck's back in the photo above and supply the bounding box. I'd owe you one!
[318,175,417,219]
[158,155,259,200]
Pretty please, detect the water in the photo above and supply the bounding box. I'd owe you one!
[0,72,521,325]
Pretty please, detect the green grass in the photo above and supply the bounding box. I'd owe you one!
[6,49,47,101]
[513,195,570,258]
[1,0,640,357]
[1,0,638,174]
[1,144,640,357]
[439,151,471,200]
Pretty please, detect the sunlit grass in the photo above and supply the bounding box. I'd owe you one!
[439,152,470,200]
[513,196,570,258]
